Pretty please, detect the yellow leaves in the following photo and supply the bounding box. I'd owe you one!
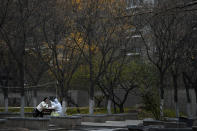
[57,44,64,49]
[84,44,99,53]
[192,55,195,60]
[72,0,82,10]
[71,0,126,12]
[71,0,80,5]
[67,32,99,53]
[42,42,49,48]
[67,32,84,47]
[75,0,81,4]
[123,24,135,30]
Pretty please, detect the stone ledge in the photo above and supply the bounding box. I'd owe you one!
[49,116,82,129]
[149,128,192,131]
[6,117,50,121]
[0,112,19,118]
[164,121,186,128]
[143,120,164,126]
[127,125,144,131]
[6,117,50,130]
[192,126,197,131]
[73,113,138,122]
[0,119,7,128]
[49,115,82,119]
[0,112,34,118]
[0,127,29,131]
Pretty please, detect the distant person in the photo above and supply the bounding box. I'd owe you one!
[33,97,49,117]
[50,98,62,116]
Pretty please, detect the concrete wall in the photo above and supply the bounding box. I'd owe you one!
[164,88,196,116]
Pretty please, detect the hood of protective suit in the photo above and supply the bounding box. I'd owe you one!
[51,98,62,114]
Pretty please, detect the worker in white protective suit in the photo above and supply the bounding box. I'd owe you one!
[50,98,62,116]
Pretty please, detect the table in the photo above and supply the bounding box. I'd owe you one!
[42,108,55,115]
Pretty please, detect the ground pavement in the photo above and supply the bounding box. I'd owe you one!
[29,120,143,131]
[75,120,143,131]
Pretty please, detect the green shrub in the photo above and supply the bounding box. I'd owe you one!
[141,89,161,120]
[164,109,176,117]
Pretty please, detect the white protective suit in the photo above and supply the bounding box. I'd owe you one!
[51,98,62,115]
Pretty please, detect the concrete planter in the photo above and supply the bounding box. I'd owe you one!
[49,116,82,129]
[74,113,138,123]
[6,117,49,130]
[0,112,33,118]
[24,113,33,117]
[143,120,164,126]
[193,126,197,131]
[0,112,19,118]
[127,125,144,131]
[164,122,186,128]
[0,119,7,128]
[164,117,179,122]
[149,128,192,131]
[113,113,138,121]
[81,114,109,123]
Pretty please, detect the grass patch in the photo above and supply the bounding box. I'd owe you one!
[0,107,34,113]
[0,106,184,119]
[164,109,186,118]
[0,107,135,115]
[138,110,154,120]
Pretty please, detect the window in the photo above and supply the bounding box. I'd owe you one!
[126,0,154,9]
[143,0,154,5]
[126,0,143,9]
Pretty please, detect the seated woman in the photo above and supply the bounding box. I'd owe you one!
[33,97,49,117]
[50,98,62,116]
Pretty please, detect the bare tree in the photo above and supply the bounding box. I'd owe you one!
[138,0,195,118]
[0,0,48,117]
[181,17,197,117]
[0,42,13,112]
[31,0,83,115]
[71,0,133,114]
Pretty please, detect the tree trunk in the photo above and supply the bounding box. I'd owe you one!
[19,62,25,117]
[88,30,95,115]
[33,90,37,107]
[113,96,117,113]
[89,71,94,114]
[160,75,164,118]
[3,88,8,112]
[107,99,112,114]
[119,104,124,113]
[4,96,8,113]
[186,85,192,118]
[196,102,197,117]
[175,102,179,118]
[89,98,94,115]
[61,97,67,116]
[160,98,164,118]
[187,102,192,118]
[182,73,192,118]
[194,87,197,116]
[20,95,25,117]
[172,74,179,117]
[59,80,67,116]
